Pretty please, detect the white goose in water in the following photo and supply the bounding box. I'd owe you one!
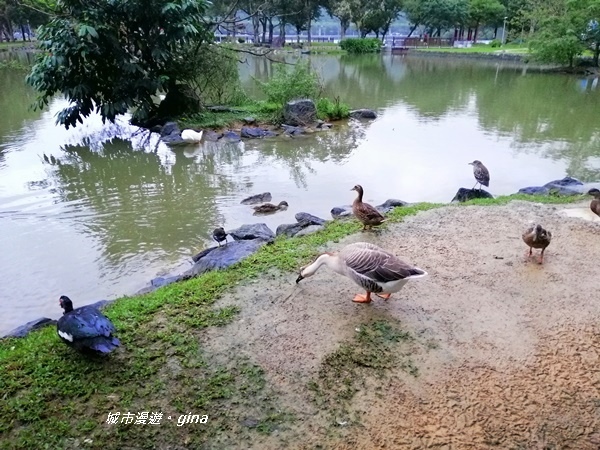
[296,242,427,303]
[181,129,204,143]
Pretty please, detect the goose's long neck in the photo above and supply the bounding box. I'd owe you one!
[304,254,345,277]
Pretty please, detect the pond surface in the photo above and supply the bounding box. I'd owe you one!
[1,53,600,334]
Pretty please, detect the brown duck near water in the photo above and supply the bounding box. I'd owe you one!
[351,185,385,230]
[522,224,552,264]
[588,188,600,217]
[253,201,288,214]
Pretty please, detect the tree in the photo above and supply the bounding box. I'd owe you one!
[405,0,468,37]
[26,0,211,129]
[325,0,353,39]
[467,0,506,41]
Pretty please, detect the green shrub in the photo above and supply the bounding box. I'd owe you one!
[339,38,382,54]
[317,97,350,120]
[490,39,501,48]
[258,61,322,106]
[238,37,245,43]
[191,47,248,106]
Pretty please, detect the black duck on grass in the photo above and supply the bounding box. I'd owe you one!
[57,296,120,354]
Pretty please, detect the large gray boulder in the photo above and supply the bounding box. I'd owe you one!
[3,317,56,338]
[276,221,312,237]
[517,177,585,196]
[350,109,377,119]
[295,212,326,226]
[160,121,185,145]
[283,99,317,126]
[228,223,275,242]
[182,240,268,278]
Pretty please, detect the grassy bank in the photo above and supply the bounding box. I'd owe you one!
[414,43,529,54]
[0,193,587,449]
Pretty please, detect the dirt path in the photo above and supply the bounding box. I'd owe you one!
[202,201,600,449]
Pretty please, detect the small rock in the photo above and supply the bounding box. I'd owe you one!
[228,223,275,242]
[331,205,353,219]
[276,220,312,237]
[3,317,57,338]
[204,131,222,141]
[87,299,115,310]
[282,124,305,135]
[283,99,317,126]
[242,117,256,124]
[241,127,273,139]
[350,109,377,119]
[294,225,325,236]
[160,121,180,137]
[295,212,326,226]
[222,130,241,142]
[376,198,408,213]
[150,275,182,288]
[241,192,272,205]
[451,187,494,203]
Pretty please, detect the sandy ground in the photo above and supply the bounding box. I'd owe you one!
[202,201,600,449]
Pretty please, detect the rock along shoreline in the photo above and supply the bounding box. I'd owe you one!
[3,176,598,339]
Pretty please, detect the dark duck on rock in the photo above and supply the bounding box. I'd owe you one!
[57,296,120,354]
[212,227,228,247]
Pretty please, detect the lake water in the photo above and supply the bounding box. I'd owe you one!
[1,53,599,334]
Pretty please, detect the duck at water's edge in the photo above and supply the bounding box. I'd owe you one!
[212,227,228,247]
[57,296,120,354]
[296,242,427,303]
[351,185,385,231]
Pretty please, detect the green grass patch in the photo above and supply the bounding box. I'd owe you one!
[0,192,587,448]
[178,101,279,130]
[414,43,529,54]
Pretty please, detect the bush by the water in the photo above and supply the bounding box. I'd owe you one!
[490,39,501,48]
[317,97,350,120]
[340,38,382,54]
[259,61,322,106]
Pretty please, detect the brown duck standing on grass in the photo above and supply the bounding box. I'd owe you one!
[588,188,600,217]
[468,160,490,191]
[351,184,385,231]
[252,201,289,214]
[522,224,552,264]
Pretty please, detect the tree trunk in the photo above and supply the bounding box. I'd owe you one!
[473,24,478,42]
[340,19,348,40]
[252,16,260,43]
[407,24,418,37]
[594,41,600,66]
[296,26,301,43]
[308,17,312,44]
[279,21,286,45]
[261,18,267,43]
[268,18,274,43]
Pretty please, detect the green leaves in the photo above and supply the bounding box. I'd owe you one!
[77,24,98,38]
[26,0,212,129]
